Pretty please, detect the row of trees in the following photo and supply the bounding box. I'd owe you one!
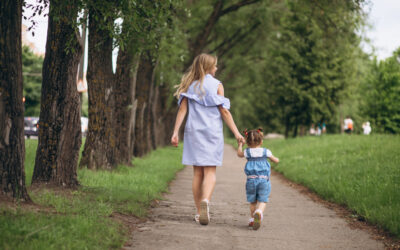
[1,0,266,201]
[5,0,396,202]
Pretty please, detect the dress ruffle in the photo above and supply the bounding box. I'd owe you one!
[178,93,230,110]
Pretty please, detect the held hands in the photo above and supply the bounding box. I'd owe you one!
[235,133,245,145]
[171,132,179,147]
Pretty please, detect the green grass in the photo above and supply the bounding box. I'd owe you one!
[1,140,184,250]
[229,135,400,238]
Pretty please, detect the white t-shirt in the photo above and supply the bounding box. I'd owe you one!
[363,124,371,135]
[344,118,353,130]
[244,148,272,158]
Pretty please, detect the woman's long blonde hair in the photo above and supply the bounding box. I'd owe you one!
[174,53,217,98]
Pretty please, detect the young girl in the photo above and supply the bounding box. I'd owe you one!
[171,53,244,225]
[237,128,279,230]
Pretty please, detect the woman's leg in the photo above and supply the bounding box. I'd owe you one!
[201,166,216,201]
[192,166,204,214]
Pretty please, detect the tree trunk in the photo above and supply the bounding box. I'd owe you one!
[114,48,139,165]
[293,122,298,138]
[155,83,178,147]
[32,0,82,187]
[284,116,290,138]
[80,9,115,170]
[151,85,163,148]
[0,0,30,200]
[134,52,157,157]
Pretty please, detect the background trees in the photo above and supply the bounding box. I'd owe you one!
[217,0,365,137]
[22,45,43,116]
[3,0,399,198]
[361,48,400,134]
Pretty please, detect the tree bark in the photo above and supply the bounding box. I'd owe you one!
[80,8,115,170]
[0,0,30,200]
[134,52,157,157]
[32,0,82,187]
[114,48,139,165]
[154,82,178,147]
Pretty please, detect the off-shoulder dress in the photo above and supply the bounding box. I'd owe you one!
[178,74,230,166]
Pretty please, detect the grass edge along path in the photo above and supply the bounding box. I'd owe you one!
[0,141,184,250]
[226,134,400,239]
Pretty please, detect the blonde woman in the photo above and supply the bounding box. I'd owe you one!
[171,53,244,225]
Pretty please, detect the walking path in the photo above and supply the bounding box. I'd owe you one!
[124,145,384,250]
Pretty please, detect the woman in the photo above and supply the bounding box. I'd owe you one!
[171,53,244,225]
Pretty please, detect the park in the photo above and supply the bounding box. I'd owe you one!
[1,0,399,249]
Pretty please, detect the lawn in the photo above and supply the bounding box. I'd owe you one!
[0,140,184,250]
[228,134,400,238]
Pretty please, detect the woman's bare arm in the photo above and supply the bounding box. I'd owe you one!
[217,84,244,143]
[171,97,188,147]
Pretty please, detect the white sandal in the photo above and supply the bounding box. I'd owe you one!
[199,199,210,225]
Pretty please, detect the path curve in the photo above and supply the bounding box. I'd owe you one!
[124,145,384,250]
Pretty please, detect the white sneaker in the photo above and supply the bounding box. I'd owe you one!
[199,199,210,225]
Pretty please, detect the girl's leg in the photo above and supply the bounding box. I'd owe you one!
[256,202,267,214]
[192,166,204,214]
[250,202,257,218]
[201,166,216,201]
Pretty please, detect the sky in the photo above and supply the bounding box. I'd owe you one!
[361,0,400,60]
[22,0,400,61]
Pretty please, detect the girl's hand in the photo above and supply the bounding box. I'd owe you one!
[171,133,179,147]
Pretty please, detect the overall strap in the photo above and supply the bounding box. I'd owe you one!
[245,148,251,158]
[262,148,267,158]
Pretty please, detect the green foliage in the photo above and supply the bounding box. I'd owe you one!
[1,140,184,249]
[220,0,365,137]
[361,48,400,134]
[22,45,43,116]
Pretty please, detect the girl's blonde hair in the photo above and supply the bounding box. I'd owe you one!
[174,53,217,98]
[244,128,264,147]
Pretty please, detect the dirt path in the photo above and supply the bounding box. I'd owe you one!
[124,145,384,250]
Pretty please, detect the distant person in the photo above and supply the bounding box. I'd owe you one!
[171,53,244,225]
[344,116,354,134]
[362,121,371,135]
[321,122,327,134]
[317,123,323,136]
[237,128,279,230]
[309,124,316,135]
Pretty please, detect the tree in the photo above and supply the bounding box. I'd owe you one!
[79,2,116,169]
[218,0,365,137]
[32,0,83,187]
[0,0,30,200]
[361,48,400,133]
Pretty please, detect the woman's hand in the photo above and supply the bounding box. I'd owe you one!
[171,132,179,147]
[235,133,245,145]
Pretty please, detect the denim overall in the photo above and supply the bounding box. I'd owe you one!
[244,148,271,202]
